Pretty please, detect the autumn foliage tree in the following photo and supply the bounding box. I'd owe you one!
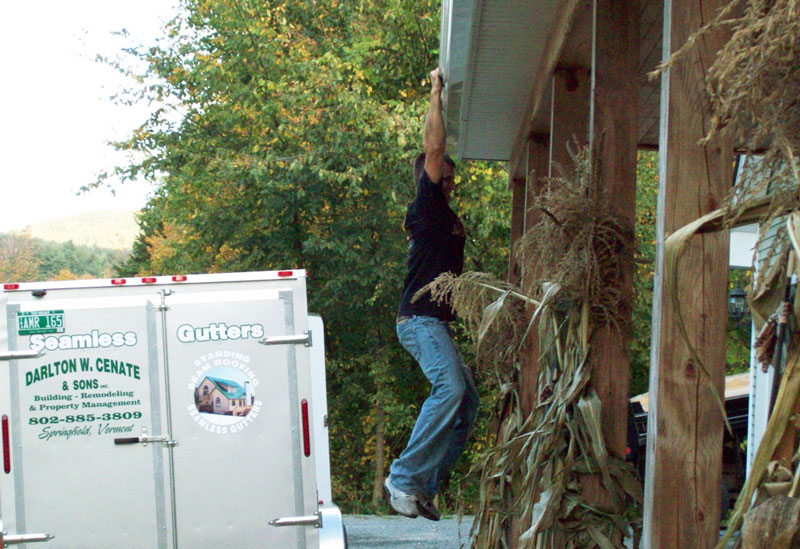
[101,0,511,510]
[0,232,40,282]
[0,233,123,283]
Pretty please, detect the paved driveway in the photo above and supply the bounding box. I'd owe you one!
[344,515,474,549]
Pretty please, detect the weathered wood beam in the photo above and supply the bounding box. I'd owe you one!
[516,67,587,422]
[642,0,733,544]
[588,0,639,462]
[509,178,525,285]
[507,0,583,180]
[550,67,591,173]
[519,136,549,416]
[509,135,550,549]
[559,2,640,528]
[524,136,550,238]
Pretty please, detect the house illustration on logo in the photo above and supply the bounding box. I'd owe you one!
[195,376,252,416]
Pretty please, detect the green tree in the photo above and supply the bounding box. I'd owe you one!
[0,232,127,283]
[630,151,658,396]
[630,151,754,397]
[103,0,511,511]
[35,240,128,280]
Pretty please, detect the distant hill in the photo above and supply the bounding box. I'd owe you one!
[25,210,140,250]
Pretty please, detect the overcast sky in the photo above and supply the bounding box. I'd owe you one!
[0,0,177,232]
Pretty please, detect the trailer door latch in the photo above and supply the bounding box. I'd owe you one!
[269,511,322,529]
[114,426,177,447]
[0,518,54,546]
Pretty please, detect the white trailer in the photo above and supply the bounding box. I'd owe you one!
[0,270,345,548]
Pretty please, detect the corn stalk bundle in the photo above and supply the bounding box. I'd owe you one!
[421,276,641,548]
[515,141,634,329]
[417,143,640,547]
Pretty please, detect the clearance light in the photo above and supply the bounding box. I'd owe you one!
[3,284,19,290]
[172,275,188,282]
[2,414,10,474]
[301,399,311,457]
[278,271,293,278]
[111,279,127,285]
[142,277,157,284]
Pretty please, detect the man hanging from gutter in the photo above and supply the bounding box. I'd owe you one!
[384,67,479,521]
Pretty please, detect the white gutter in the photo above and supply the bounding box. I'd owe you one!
[439,0,479,159]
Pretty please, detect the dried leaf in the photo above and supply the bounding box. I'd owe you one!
[719,345,800,548]
[520,483,565,543]
[740,495,800,549]
[477,289,511,356]
[576,391,610,482]
[586,524,616,549]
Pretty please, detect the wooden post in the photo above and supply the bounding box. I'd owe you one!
[588,0,639,462]
[509,178,525,285]
[642,0,733,544]
[565,0,640,522]
[509,137,551,549]
[519,137,550,416]
[525,136,550,235]
[549,67,590,172]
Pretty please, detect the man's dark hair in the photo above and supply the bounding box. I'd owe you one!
[413,152,456,184]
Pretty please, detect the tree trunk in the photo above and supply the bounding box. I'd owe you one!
[371,404,386,507]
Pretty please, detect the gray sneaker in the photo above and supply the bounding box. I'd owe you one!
[383,477,418,518]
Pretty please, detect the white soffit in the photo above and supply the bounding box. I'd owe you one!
[730,224,757,269]
[441,0,561,161]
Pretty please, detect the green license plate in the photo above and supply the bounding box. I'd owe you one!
[17,310,65,335]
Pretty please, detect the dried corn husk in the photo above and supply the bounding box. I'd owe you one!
[424,273,640,548]
[740,495,800,549]
[422,142,639,547]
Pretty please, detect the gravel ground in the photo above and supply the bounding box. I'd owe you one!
[344,515,474,549]
[343,515,740,548]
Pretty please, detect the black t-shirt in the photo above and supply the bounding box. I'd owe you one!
[397,169,466,321]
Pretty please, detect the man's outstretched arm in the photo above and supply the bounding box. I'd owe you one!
[423,67,446,184]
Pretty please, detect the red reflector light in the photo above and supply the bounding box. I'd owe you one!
[277,271,293,278]
[111,279,127,285]
[3,284,19,290]
[172,275,188,282]
[301,399,311,457]
[2,414,10,474]
[142,277,157,284]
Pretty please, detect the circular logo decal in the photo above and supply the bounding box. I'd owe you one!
[187,351,262,434]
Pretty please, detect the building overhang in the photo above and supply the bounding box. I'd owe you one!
[440,0,663,179]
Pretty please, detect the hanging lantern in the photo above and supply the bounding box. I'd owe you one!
[728,286,748,320]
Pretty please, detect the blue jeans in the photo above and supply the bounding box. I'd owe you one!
[390,316,479,496]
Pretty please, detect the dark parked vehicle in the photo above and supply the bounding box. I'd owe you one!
[626,373,750,516]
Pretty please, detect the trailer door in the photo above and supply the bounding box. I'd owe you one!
[158,288,317,549]
[1,296,166,548]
